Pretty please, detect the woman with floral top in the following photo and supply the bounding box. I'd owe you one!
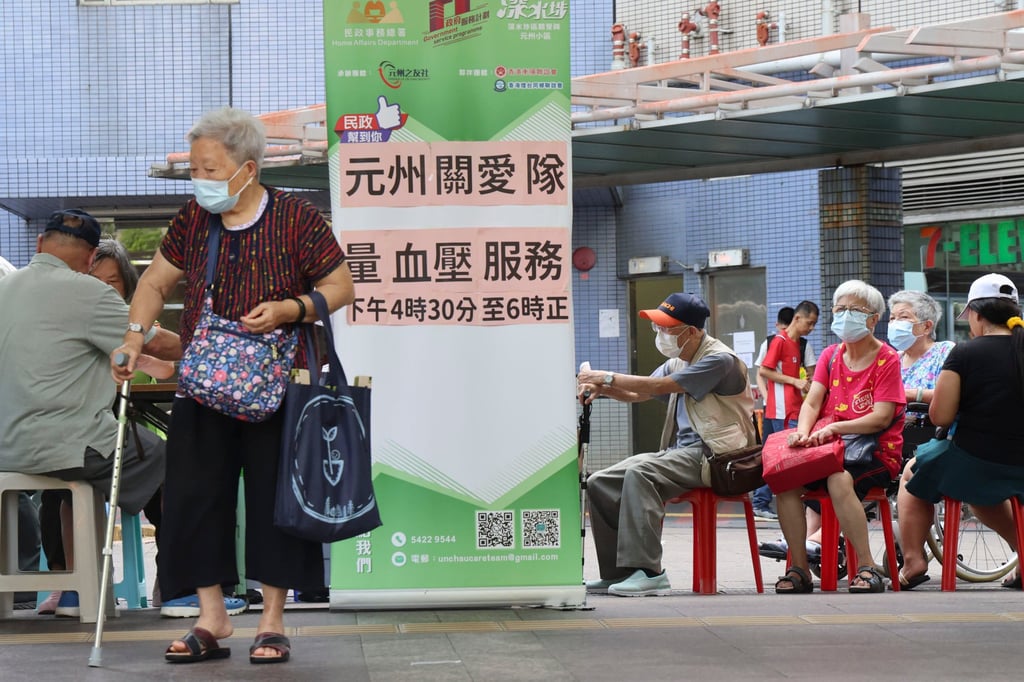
[888,290,954,589]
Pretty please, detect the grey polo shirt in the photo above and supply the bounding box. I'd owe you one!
[0,253,130,473]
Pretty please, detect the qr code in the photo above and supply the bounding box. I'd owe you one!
[522,509,560,548]
[476,510,514,549]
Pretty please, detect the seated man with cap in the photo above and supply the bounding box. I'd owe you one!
[577,292,757,596]
[0,209,181,616]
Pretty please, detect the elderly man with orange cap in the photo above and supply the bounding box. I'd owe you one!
[577,292,757,596]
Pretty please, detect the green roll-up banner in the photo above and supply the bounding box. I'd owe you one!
[324,0,581,608]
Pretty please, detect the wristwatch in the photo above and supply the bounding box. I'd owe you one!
[603,372,615,386]
[126,322,145,334]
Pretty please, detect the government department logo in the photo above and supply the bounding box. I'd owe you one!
[425,0,489,46]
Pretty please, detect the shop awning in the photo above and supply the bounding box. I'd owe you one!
[143,11,1024,194]
[570,10,1024,188]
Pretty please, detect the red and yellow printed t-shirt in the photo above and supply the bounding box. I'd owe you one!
[161,188,346,362]
[762,333,803,422]
[813,343,906,477]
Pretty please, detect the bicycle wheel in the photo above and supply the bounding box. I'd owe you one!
[926,500,1017,582]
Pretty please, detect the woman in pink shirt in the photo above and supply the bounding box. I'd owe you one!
[774,280,905,594]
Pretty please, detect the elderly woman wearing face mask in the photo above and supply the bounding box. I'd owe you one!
[887,290,954,417]
[774,280,905,595]
[112,107,355,665]
[885,290,954,589]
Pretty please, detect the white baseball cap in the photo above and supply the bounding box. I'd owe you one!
[957,273,1019,319]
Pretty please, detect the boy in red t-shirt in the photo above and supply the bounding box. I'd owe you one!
[759,300,819,433]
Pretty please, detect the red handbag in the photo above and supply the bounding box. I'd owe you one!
[761,428,844,493]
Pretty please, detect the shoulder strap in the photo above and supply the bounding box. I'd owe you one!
[660,393,678,451]
[304,291,352,394]
[203,217,222,289]
[799,337,808,361]
[826,343,842,375]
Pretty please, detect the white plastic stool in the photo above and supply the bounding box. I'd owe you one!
[0,473,116,623]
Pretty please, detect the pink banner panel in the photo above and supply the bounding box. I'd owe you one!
[344,227,570,325]
[339,141,569,207]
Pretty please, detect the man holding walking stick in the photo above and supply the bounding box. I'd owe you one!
[0,209,180,615]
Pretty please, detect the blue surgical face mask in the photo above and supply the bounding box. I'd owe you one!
[192,164,253,214]
[887,320,920,352]
[831,309,872,343]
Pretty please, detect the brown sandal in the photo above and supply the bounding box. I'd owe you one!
[249,631,291,664]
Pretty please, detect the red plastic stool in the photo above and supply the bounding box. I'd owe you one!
[801,487,900,591]
[941,496,1024,592]
[668,488,764,595]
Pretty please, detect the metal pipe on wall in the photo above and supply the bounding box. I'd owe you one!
[822,0,835,36]
[572,51,1023,124]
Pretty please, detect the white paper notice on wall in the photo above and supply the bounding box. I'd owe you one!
[732,331,756,354]
[599,309,620,338]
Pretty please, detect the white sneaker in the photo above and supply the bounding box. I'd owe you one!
[607,569,672,597]
[584,577,620,595]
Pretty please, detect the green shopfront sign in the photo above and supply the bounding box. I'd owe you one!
[915,219,1024,269]
[957,220,1024,266]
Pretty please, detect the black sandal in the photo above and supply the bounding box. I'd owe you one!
[849,565,886,593]
[165,627,231,664]
[774,566,814,594]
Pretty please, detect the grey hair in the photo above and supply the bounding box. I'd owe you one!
[187,106,265,174]
[832,279,885,316]
[887,290,943,339]
[92,237,139,301]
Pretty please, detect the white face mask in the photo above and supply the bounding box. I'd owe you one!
[192,164,253,214]
[656,330,683,358]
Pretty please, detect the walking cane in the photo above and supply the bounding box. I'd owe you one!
[577,363,593,546]
[88,353,132,668]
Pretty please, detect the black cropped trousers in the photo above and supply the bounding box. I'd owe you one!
[157,397,323,599]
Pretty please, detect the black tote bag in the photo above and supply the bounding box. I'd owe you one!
[273,291,381,543]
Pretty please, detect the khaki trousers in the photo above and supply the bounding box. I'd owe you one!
[586,443,706,579]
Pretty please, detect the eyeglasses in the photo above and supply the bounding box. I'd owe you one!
[832,305,875,316]
[651,321,689,336]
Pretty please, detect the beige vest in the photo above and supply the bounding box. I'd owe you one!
[659,333,757,456]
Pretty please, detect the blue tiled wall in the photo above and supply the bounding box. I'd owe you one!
[572,201,629,467]
[569,0,612,78]
[609,172,825,362]
[0,0,326,262]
